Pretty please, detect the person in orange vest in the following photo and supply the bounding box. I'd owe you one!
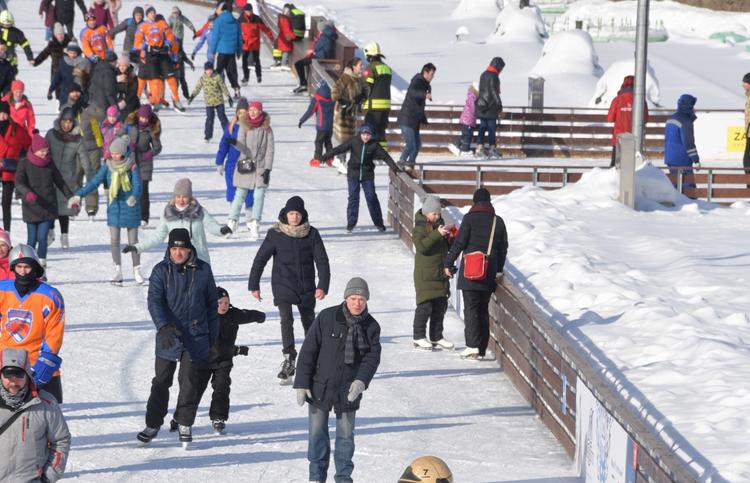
[79,11,112,62]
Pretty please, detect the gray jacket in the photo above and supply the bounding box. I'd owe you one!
[46,120,86,216]
[0,389,71,483]
[232,113,274,190]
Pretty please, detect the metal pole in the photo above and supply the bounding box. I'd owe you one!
[632,0,650,158]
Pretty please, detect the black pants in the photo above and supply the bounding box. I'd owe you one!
[278,301,316,357]
[413,297,448,341]
[2,180,13,231]
[194,365,233,421]
[178,65,190,99]
[744,131,750,187]
[314,130,333,160]
[63,21,74,38]
[294,57,312,86]
[145,352,206,428]
[364,109,390,146]
[215,53,239,89]
[41,375,63,403]
[241,50,262,82]
[58,215,69,234]
[462,290,492,356]
[610,145,617,168]
[140,179,150,223]
[205,105,229,140]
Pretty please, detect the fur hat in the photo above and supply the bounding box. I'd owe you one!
[173,178,193,198]
[344,277,370,300]
[421,195,441,215]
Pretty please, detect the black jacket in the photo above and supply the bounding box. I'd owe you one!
[14,157,74,224]
[88,60,118,110]
[0,59,13,97]
[444,202,508,292]
[116,66,140,121]
[44,0,87,25]
[396,73,431,129]
[322,136,398,181]
[293,304,381,414]
[33,34,72,74]
[248,221,330,307]
[209,306,265,368]
[475,68,502,119]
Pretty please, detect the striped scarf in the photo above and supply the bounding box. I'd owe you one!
[343,303,369,365]
[109,162,131,203]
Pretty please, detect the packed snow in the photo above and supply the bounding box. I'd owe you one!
[589,59,661,107]
[486,3,548,45]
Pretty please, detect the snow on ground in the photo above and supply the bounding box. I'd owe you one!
[589,59,661,108]
[10,1,579,481]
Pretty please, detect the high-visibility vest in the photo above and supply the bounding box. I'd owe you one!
[364,61,392,111]
[290,8,305,40]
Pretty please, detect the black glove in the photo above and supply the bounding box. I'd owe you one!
[297,121,302,129]
[46,91,53,101]
[158,324,179,351]
[262,170,270,185]
[432,217,445,230]
[122,245,137,254]
[226,138,237,146]
[234,345,249,356]
[190,52,196,61]
[187,95,194,105]
[228,97,234,108]
[220,225,232,235]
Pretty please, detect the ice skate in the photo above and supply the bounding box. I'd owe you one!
[111,264,123,286]
[412,338,433,351]
[227,218,238,236]
[169,419,179,432]
[172,100,186,113]
[212,419,226,435]
[309,159,321,167]
[137,426,159,445]
[61,234,69,250]
[133,266,145,285]
[459,347,481,360]
[277,354,295,384]
[248,219,259,241]
[432,339,455,350]
[178,425,192,449]
[291,85,307,94]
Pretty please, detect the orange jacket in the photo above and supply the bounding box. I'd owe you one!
[0,280,65,369]
[80,25,113,60]
[3,95,35,137]
[134,19,174,54]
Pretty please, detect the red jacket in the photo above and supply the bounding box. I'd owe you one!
[0,121,31,182]
[607,85,649,145]
[3,95,35,136]
[0,256,13,280]
[240,12,273,51]
[276,15,295,53]
[88,3,114,29]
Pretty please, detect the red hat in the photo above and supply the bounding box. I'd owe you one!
[31,134,49,153]
[10,80,23,92]
[0,229,10,249]
[249,100,263,111]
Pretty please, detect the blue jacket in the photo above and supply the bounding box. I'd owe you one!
[293,304,381,414]
[664,94,699,167]
[210,12,242,55]
[147,249,219,362]
[313,25,337,59]
[299,81,334,132]
[76,158,142,229]
[192,28,214,62]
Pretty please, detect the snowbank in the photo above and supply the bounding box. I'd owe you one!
[589,59,662,107]
[452,0,502,19]
[486,3,548,44]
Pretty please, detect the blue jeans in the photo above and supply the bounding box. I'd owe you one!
[205,105,229,140]
[459,124,474,151]
[399,125,421,164]
[27,221,52,259]
[346,177,383,228]
[229,186,266,222]
[308,405,356,483]
[476,117,497,146]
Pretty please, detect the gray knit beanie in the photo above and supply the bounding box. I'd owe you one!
[109,137,128,156]
[344,277,370,300]
[422,195,441,215]
[173,178,193,198]
[53,23,65,37]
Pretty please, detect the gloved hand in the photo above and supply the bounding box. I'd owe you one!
[187,96,194,105]
[262,170,270,185]
[297,121,303,129]
[46,91,53,101]
[297,388,312,406]
[122,245,137,254]
[226,138,237,146]
[220,225,232,235]
[347,380,366,402]
[118,100,127,110]
[233,345,249,356]
[228,97,234,108]
[190,52,196,61]
[158,324,180,350]
[126,195,136,207]
[67,195,81,209]
[24,192,38,203]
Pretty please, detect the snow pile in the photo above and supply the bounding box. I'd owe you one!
[452,0,502,19]
[634,163,681,209]
[486,3,548,44]
[589,59,662,107]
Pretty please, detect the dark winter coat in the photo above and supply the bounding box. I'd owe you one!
[248,217,330,307]
[116,65,140,120]
[14,157,75,224]
[299,82,334,132]
[413,210,451,305]
[49,55,90,101]
[444,202,508,292]
[294,304,381,414]
[322,135,399,181]
[210,306,265,368]
[475,66,502,119]
[397,73,431,129]
[109,12,142,54]
[125,111,161,181]
[313,25,337,59]
[0,59,13,97]
[33,34,73,75]
[76,158,142,228]
[148,249,219,363]
[88,59,118,110]
[331,67,365,142]
[664,94,699,167]
[45,119,87,216]
[43,0,87,25]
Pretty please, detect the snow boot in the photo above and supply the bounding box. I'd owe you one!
[178,424,192,448]
[133,266,145,285]
[61,234,69,250]
[241,78,249,86]
[413,338,433,351]
[137,426,159,445]
[111,264,123,285]
[248,219,259,241]
[212,419,226,435]
[432,338,455,350]
[277,354,296,384]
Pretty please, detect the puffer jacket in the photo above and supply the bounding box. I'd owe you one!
[412,210,451,305]
[299,81,334,132]
[475,62,503,119]
[233,113,274,190]
[321,135,399,181]
[147,249,219,362]
[210,306,265,368]
[312,25,337,59]
[459,86,478,127]
[210,11,242,55]
[190,72,230,107]
[4,95,36,136]
[0,388,71,483]
[293,303,381,414]
[49,55,91,103]
[76,157,142,228]
[397,73,431,129]
[331,67,365,142]
[116,65,140,121]
[136,200,224,264]
[664,94,699,167]
[14,156,75,224]
[125,111,161,181]
[45,119,87,217]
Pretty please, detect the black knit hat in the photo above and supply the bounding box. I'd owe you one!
[743,72,750,84]
[217,286,229,299]
[204,61,213,70]
[280,195,308,224]
[473,188,491,203]
[167,228,193,250]
[68,82,83,94]
[236,97,249,111]
[244,3,253,10]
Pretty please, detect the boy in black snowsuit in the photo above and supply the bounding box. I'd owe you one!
[176,286,265,434]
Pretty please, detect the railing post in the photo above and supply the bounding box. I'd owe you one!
[562,167,568,187]
[677,170,683,194]
[706,169,712,202]
[475,166,482,190]
[418,165,425,185]
[532,167,539,186]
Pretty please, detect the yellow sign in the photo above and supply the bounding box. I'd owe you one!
[727,126,746,152]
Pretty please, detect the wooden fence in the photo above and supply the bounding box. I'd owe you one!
[388,169,707,482]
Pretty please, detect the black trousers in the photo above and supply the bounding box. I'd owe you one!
[610,145,617,168]
[278,301,316,358]
[41,375,63,403]
[744,131,750,187]
[2,180,13,231]
[462,290,492,356]
[413,296,448,341]
[194,365,233,421]
[364,109,390,145]
[215,53,239,89]
[241,50,262,82]
[294,57,312,86]
[145,352,206,428]
[177,65,190,99]
[314,130,333,160]
[140,179,150,223]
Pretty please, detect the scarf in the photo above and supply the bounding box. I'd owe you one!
[109,161,131,202]
[343,303,370,365]
[468,201,495,215]
[0,383,28,411]
[27,150,51,167]
[14,273,40,297]
[486,65,499,74]
[273,221,310,238]
[248,112,265,128]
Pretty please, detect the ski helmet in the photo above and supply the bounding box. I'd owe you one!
[398,456,453,483]
[9,244,44,278]
[363,41,381,57]
[0,10,14,27]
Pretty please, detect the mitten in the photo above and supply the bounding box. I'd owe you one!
[158,324,179,350]
[122,245,137,254]
[46,91,53,101]
[217,164,225,176]
[126,195,137,207]
[220,225,232,235]
[233,345,249,356]
[297,388,312,406]
[297,121,302,129]
[347,380,366,402]
[228,97,234,108]
[118,100,127,110]
[190,52,196,61]
[262,170,270,185]
[24,192,38,203]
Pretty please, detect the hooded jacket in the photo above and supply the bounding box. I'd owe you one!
[397,73,431,129]
[4,94,35,136]
[239,10,273,51]
[190,72,230,107]
[299,81,334,132]
[43,0,87,25]
[321,135,399,181]
[109,7,143,53]
[210,11,242,55]
[475,57,504,119]
[459,85,478,127]
[233,113,275,190]
[0,120,31,182]
[412,210,452,304]
[216,120,243,201]
[45,117,87,216]
[312,25,337,59]
[607,76,649,145]
[664,94,699,167]
[168,10,195,40]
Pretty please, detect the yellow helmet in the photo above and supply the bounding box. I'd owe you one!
[363,41,381,57]
[0,10,13,27]
[398,455,453,483]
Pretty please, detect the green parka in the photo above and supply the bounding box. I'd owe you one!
[412,210,451,304]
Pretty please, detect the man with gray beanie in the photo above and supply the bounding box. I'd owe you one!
[0,348,71,482]
[294,276,382,483]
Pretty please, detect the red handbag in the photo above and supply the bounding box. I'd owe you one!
[463,217,497,281]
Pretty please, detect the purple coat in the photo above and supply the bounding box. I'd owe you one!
[459,89,477,127]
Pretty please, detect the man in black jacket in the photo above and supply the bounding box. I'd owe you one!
[321,124,401,233]
[443,188,508,360]
[475,56,504,159]
[42,0,87,37]
[293,277,381,483]
[397,63,435,168]
[88,51,118,112]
